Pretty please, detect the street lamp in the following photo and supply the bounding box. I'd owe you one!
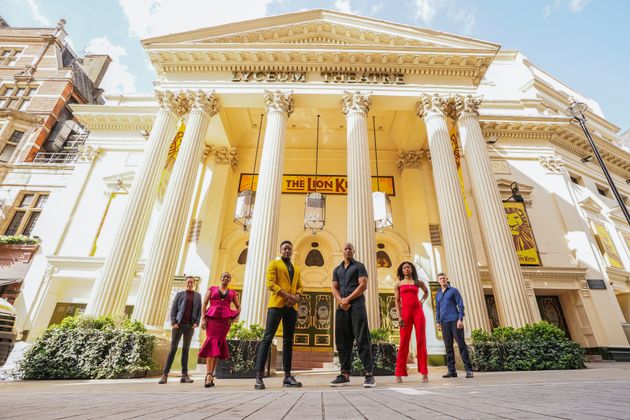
[566,100,630,225]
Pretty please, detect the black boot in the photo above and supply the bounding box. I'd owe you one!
[254,375,265,390]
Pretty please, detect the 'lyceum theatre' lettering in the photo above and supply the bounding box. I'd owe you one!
[231,71,405,84]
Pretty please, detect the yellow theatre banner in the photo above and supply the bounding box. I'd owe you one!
[503,201,541,266]
[158,121,186,199]
[450,128,472,217]
[622,231,630,256]
[592,222,624,269]
[238,174,395,196]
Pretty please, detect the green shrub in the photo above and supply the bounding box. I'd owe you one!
[369,327,392,344]
[226,321,264,341]
[0,234,39,245]
[471,321,586,371]
[17,315,155,379]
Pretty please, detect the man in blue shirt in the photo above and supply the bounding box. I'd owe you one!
[435,272,473,378]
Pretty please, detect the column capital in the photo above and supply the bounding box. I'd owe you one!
[454,95,482,120]
[397,149,425,171]
[416,93,450,119]
[209,145,238,169]
[191,90,220,118]
[264,90,294,116]
[155,90,192,118]
[342,91,371,115]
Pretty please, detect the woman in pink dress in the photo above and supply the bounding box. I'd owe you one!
[199,272,240,388]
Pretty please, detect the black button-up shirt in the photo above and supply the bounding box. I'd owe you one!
[333,259,368,306]
[282,257,294,281]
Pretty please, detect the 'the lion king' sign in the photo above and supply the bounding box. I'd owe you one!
[503,201,540,266]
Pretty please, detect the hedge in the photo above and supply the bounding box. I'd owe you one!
[17,315,155,379]
[470,321,586,371]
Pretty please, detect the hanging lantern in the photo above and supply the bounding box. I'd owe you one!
[372,115,393,231]
[304,192,326,234]
[373,191,393,231]
[234,189,255,231]
[234,113,263,231]
[304,114,326,235]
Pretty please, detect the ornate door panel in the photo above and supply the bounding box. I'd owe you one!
[293,290,333,349]
[537,295,571,339]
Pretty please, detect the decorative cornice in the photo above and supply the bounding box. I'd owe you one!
[397,150,424,170]
[538,154,564,174]
[191,90,220,118]
[264,90,294,116]
[76,145,102,162]
[416,93,449,119]
[342,91,371,115]
[209,145,238,169]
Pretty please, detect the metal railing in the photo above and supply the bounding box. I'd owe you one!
[32,152,79,164]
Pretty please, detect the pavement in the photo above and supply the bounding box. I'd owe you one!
[1,363,630,419]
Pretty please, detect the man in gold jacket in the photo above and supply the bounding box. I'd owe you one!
[254,240,304,390]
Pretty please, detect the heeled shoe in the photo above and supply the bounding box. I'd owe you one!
[421,375,429,383]
[394,376,402,383]
[204,373,215,388]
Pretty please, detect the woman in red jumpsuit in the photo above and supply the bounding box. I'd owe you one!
[394,261,430,383]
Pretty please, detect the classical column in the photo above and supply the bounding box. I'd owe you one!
[343,91,380,329]
[85,90,187,317]
[240,90,293,326]
[454,95,535,327]
[417,94,489,332]
[133,91,220,327]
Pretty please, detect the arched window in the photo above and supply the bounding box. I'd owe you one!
[376,243,392,268]
[305,242,324,267]
[237,241,249,265]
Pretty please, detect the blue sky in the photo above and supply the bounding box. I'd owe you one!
[2,0,629,134]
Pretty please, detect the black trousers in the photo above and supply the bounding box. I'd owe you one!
[163,323,194,375]
[336,303,373,374]
[255,307,298,375]
[441,320,472,372]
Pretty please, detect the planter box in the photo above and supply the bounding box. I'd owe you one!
[0,244,39,267]
[351,342,397,376]
[214,340,277,379]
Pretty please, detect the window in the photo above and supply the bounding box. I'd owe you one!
[0,85,36,111]
[2,191,48,236]
[305,242,324,267]
[0,130,25,163]
[0,47,22,66]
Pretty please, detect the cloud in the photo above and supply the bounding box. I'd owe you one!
[544,0,589,17]
[414,0,475,33]
[333,0,357,14]
[84,37,136,95]
[414,0,438,24]
[568,0,589,12]
[26,0,51,26]
[118,0,272,39]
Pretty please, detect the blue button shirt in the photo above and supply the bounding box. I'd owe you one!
[435,286,465,323]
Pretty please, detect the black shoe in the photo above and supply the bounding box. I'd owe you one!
[329,374,350,387]
[283,375,302,388]
[465,371,474,378]
[180,374,193,383]
[204,373,214,388]
[442,372,458,378]
[255,376,265,390]
[158,375,168,384]
[363,375,376,388]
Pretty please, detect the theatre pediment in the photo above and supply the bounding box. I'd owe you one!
[143,9,500,85]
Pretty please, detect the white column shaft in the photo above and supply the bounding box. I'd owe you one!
[346,110,380,329]
[422,100,489,331]
[133,108,211,327]
[240,94,291,326]
[457,113,534,327]
[85,107,178,317]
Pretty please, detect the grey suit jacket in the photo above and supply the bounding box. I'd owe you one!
[170,290,202,325]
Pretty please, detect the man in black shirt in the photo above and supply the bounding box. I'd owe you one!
[329,242,375,388]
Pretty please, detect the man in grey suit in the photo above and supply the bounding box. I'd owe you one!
[159,276,202,384]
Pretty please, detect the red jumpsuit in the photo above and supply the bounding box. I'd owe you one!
[395,283,428,376]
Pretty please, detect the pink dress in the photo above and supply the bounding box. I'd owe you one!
[198,286,239,359]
